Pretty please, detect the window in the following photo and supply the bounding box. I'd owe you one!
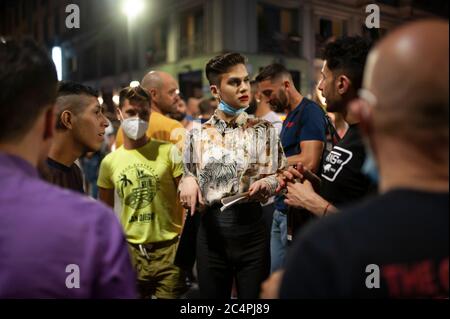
[145,19,168,66]
[100,38,116,77]
[65,56,78,81]
[131,31,140,70]
[54,7,60,36]
[257,2,300,56]
[81,46,97,80]
[179,6,204,58]
[179,70,203,100]
[315,18,348,57]
[43,12,50,44]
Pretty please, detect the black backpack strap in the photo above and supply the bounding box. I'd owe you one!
[324,112,341,147]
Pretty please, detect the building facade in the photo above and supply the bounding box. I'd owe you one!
[1,0,445,107]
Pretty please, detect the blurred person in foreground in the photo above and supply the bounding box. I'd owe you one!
[0,37,136,298]
[261,19,449,299]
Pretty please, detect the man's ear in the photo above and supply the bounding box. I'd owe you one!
[149,88,158,101]
[336,75,351,95]
[60,110,73,130]
[255,90,262,103]
[43,106,55,140]
[115,107,122,121]
[283,80,291,90]
[210,85,220,100]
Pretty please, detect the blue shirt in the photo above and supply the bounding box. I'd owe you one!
[0,152,137,298]
[275,98,326,212]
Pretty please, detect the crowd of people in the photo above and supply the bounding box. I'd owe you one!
[0,19,448,299]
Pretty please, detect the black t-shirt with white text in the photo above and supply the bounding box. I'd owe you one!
[320,124,375,207]
[280,189,449,298]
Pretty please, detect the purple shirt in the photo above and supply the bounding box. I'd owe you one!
[0,153,137,298]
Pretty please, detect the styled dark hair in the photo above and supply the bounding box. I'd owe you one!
[57,81,98,98]
[255,63,292,83]
[55,81,99,129]
[118,86,150,108]
[0,37,57,142]
[322,36,371,91]
[205,52,247,86]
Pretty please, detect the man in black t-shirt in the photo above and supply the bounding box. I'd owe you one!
[40,157,84,193]
[39,82,109,193]
[280,37,375,220]
[262,19,449,298]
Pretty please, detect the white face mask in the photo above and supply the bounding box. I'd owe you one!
[121,116,149,140]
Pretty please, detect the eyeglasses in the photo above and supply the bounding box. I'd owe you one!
[358,88,377,107]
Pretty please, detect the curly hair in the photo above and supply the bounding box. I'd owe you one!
[322,36,371,91]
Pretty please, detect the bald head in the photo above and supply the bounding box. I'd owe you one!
[141,71,180,114]
[364,20,448,154]
[141,71,170,90]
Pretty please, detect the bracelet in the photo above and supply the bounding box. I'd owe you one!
[323,202,331,216]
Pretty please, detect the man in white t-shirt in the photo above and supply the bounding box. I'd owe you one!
[249,80,283,238]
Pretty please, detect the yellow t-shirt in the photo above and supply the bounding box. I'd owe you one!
[97,139,183,244]
[115,111,185,147]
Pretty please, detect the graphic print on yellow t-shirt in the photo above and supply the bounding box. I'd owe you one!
[117,163,160,211]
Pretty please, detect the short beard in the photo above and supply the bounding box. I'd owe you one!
[325,99,345,114]
[170,112,186,122]
[271,89,289,113]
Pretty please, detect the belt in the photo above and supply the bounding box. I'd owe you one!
[130,236,179,259]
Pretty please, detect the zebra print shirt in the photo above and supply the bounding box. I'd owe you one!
[182,110,287,206]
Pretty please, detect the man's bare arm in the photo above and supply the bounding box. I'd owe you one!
[98,187,115,208]
[287,140,324,172]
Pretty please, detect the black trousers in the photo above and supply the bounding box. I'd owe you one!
[196,202,270,299]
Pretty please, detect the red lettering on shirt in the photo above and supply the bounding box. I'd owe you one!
[286,122,295,128]
[381,258,449,298]
[439,257,449,292]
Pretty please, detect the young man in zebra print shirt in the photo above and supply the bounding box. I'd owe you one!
[179,52,287,299]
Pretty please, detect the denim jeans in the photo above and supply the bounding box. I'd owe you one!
[270,209,287,273]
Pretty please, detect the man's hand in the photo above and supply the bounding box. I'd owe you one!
[275,163,305,193]
[284,180,332,216]
[248,180,271,203]
[179,176,204,215]
[260,270,284,299]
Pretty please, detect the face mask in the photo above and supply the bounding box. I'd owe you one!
[362,143,379,184]
[218,100,247,116]
[119,111,149,140]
